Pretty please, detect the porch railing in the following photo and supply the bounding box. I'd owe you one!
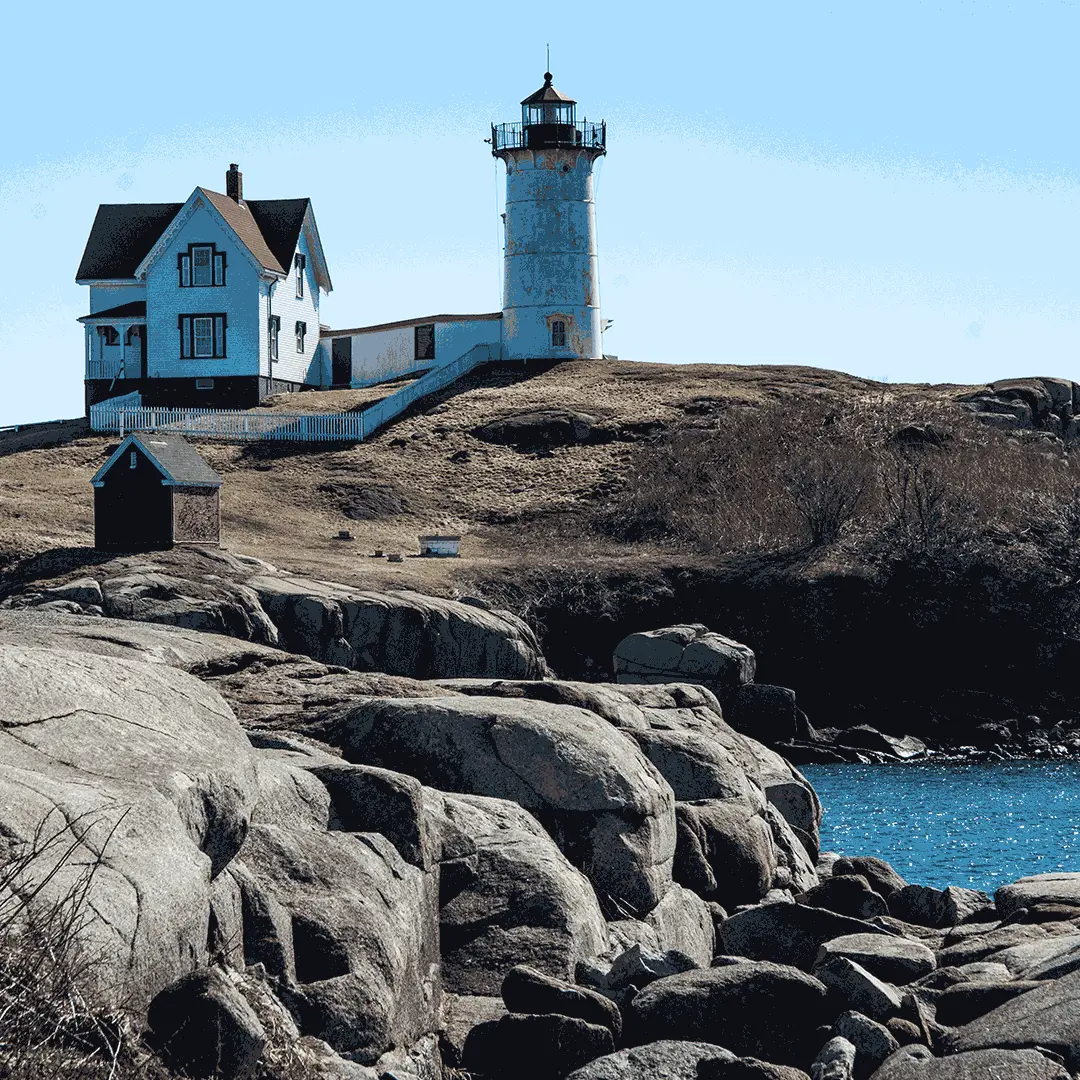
[89,343,500,443]
[86,359,125,380]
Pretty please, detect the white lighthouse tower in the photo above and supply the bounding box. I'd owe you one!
[492,73,606,360]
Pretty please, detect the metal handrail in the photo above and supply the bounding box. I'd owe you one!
[491,120,606,154]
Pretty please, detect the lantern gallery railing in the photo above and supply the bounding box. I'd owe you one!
[491,121,606,153]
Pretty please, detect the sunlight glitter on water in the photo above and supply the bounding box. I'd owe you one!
[800,761,1080,892]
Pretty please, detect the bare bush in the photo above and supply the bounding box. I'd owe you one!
[598,393,1080,566]
[879,453,951,552]
[0,808,169,1080]
[783,453,868,546]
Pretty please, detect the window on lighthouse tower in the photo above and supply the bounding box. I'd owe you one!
[551,320,567,347]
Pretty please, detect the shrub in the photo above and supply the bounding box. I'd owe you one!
[0,809,169,1080]
[783,452,868,546]
[599,395,1080,563]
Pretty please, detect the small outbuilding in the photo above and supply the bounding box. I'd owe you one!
[92,433,222,551]
[418,534,461,557]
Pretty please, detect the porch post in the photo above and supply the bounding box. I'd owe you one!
[117,323,127,377]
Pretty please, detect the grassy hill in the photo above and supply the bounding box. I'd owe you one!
[0,360,980,587]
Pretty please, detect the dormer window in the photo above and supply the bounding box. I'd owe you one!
[295,253,306,299]
[179,244,226,287]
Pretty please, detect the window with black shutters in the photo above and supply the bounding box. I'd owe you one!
[296,321,307,353]
[414,323,435,361]
[178,314,227,358]
[179,244,226,287]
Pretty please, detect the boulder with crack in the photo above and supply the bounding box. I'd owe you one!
[315,694,677,916]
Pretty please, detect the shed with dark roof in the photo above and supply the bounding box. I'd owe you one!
[91,433,222,551]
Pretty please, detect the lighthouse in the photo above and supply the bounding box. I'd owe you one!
[492,73,606,360]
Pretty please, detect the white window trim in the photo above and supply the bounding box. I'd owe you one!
[193,316,214,358]
[192,246,213,287]
[268,315,280,361]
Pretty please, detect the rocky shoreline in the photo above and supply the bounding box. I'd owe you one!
[2,549,1080,1079]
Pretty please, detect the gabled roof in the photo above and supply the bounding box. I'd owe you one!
[78,186,331,291]
[76,203,183,280]
[249,198,332,294]
[522,73,575,105]
[77,301,147,323]
[199,188,285,274]
[92,433,222,488]
[246,199,311,275]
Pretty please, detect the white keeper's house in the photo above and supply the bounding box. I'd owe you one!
[77,71,609,414]
[78,165,331,411]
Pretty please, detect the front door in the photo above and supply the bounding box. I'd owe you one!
[331,337,352,386]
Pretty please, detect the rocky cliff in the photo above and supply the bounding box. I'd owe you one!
[2,564,1079,1079]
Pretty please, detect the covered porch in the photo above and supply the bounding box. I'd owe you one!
[79,301,146,381]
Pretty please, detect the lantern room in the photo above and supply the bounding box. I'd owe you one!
[522,72,576,126]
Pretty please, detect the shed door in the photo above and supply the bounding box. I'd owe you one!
[331,338,352,386]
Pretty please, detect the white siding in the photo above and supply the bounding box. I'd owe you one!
[258,227,322,387]
[90,283,145,313]
[322,316,502,386]
[144,199,261,380]
[348,326,415,384]
[434,319,503,366]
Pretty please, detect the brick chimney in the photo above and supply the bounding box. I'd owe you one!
[226,163,243,203]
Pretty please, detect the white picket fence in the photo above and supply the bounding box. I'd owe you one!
[89,343,501,443]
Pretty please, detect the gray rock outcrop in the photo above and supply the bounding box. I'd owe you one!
[501,964,621,1039]
[147,967,266,1080]
[435,792,608,994]
[811,1037,856,1080]
[316,694,676,914]
[463,1012,614,1079]
[614,624,755,699]
[1,547,547,681]
[565,1040,734,1080]
[815,934,935,985]
[872,1045,1070,1079]
[0,642,258,1009]
[629,961,834,1065]
[996,873,1080,918]
[722,902,890,971]
[944,966,1080,1066]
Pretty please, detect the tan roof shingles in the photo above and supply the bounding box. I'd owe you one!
[199,188,285,275]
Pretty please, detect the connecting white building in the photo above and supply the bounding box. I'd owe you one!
[77,73,608,413]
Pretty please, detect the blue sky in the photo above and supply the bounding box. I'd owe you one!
[3,0,1080,425]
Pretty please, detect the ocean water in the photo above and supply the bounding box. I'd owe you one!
[800,761,1080,893]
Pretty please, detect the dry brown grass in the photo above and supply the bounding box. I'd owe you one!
[0,360,997,593]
